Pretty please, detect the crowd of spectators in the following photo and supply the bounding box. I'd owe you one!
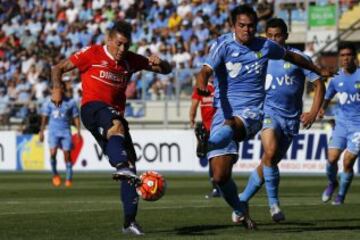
[0,0,358,127]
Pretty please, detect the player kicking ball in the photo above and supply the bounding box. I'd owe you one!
[51,21,171,235]
[238,18,325,222]
[319,43,360,205]
[39,82,81,187]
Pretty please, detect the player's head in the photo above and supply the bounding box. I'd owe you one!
[338,42,357,70]
[265,18,288,46]
[230,5,258,44]
[107,21,132,61]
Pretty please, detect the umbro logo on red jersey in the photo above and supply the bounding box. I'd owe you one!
[100,60,108,66]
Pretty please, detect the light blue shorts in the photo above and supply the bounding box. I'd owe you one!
[208,107,263,160]
[48,130,72,151]
[329,120,360,155]
[262,110,300,161]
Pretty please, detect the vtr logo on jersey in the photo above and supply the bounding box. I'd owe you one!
[226,61,263,77]
[265,74,294,90]
[338,92,360,105]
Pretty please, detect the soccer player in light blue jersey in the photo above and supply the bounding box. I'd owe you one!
[196,6,331,228]
[238,18,325,222]
[320,43,360,205]
[39,82,81,187]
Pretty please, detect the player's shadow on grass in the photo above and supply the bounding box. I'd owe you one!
[174,224,235,236]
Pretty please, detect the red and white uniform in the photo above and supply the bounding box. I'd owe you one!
[191,84,215,132]
[70,45,148,113]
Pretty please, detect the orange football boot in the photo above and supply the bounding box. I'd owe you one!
[65,180,72,188]
[52,175,61,187]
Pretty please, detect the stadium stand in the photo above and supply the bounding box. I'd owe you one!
[0,0,359,129]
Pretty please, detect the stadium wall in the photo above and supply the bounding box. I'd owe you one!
[0,130,359,174]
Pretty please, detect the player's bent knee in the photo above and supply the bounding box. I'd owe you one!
[107,120,125,139]
[212,171,230,185]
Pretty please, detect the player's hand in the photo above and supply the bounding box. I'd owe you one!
[39,131,44,142]
[319,68,335,78]
[196,87,211,96]
[300,112,317,129]
[190,118,195,128]
[317,108,325,119]
[51,87,63,107]
[148,55,161,66]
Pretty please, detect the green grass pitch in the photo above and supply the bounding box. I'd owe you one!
[0,173,359,240]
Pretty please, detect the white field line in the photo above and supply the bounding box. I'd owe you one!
[0,201,325,216]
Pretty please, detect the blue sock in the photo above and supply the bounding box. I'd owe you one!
[240,169,264,202]
[326,162,338,184]
[121,169,139,227]
[208,125,233,150]
[65,162,73,181]
[105,135,128,168]
[217,179,245,214]
[263,165,280,207]
[338,172,353,198]
[50,156,58,176]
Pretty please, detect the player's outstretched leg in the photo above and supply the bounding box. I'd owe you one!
[239,167,264,202]
[263,165,285,222]
[50,155,61,187]
[332,171,353,205]
[65,161,73,187]
[106,135,139,184]
[120,170,143,236]
[322,161,339,202]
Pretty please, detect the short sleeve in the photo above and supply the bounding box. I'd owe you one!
[41,101,51,116]
[325,77,337,100]
[69,46,93,72]
[266,40,286,60]
[204,38,226,71]
[192,87,201,101]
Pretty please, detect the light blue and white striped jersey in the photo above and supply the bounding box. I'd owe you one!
[325,67,360,122]
[264,47,319,118]
[205,33,285,118]
[41,97,79,131]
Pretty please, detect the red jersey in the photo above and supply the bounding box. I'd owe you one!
[70,45,148,113]
[191,84,215,131]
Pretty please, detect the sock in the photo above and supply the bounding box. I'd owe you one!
[105,135,128,168]
[50,156,58,176]
[208,125,233,150]
[121,169,139,227]
[326,162,338,184]
[240,169,264,202]
[65,162,73,181]
[338,171,353,198]
[217,179,245,214]
[263,165,280,207]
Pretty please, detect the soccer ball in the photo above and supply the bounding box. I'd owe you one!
[136,171,166,201]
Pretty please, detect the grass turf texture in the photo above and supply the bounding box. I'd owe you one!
[0,173,359,240]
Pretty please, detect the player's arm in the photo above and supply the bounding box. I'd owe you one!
[196,65,213,96]
[51,59,76,106]
[146,55,172,74]
[39,115,48,142]
[283,51,333,78]
[189,98,200,128]
[300,78,325,129]
[73,116,81,137]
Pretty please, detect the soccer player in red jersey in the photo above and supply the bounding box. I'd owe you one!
[189,78,220,198]
[51,21,171,235]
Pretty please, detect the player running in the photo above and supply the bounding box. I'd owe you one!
[39,82,81,187]
[238,18,325,222]
[189,78,221,198]
[320,43,360,205]
[196,5,331,228]
[51,21,171,235]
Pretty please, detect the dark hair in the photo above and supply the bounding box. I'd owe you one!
[109,21,132,40]
[338,42,357,56]
[230,4,258,26]
[266,18,288,34]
